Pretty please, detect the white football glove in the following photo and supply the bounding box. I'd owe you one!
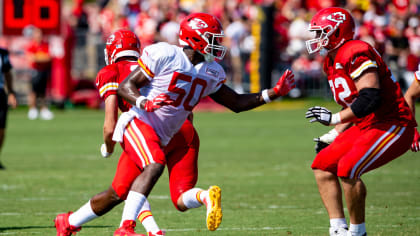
[314,128,339,144]
[306,106,341,126]
[100,143,112,158]
[313,128,339,153]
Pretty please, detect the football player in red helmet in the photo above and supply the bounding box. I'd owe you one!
[111,12,295,235]
[178,12,227,62]
[54,29,166,236]
[104,29,141,66]
[305,7,355,55]
[305,7,416,236]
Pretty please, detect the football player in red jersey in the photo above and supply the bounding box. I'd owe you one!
[112,12,295,236]
[54,29,165,236]
[404,65,420,151]
[305,7,417,236]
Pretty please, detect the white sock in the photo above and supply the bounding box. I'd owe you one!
[182,188,206,209]
[349,223,366,234]
[138,199,160,233]
[68,200,99,227]
[330,218,348,229]
[120,191,146,226]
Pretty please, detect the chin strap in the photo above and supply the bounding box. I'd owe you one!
[320,48,329,56]
[198,51,215,62]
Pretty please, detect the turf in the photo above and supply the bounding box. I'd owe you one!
[0,101,419,235]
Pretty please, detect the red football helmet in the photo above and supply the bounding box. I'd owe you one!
[179,13,227,62]
[306,7,355,54]
[104,29,141,65]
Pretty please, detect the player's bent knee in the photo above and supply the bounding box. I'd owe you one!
[313,168,337,180]
[91,187,123,216]
[175,195,188,212]
[107,187,123,202]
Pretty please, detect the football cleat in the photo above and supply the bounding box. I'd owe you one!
[205,185,222,231]
[148,230,165,236]
[114,220,146,236]
[329,227,348,236]
[54,212,81,236]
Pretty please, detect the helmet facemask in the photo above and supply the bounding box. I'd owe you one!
[306,25,334,54]
[104,48,112,65]
[199,31,227,62]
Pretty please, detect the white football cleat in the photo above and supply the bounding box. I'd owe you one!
[205,185,222,231]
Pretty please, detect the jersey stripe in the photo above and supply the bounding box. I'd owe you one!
[138,58,155,79]
[99,82,119,97]
[350,60,378,79]
[350,125,403,178]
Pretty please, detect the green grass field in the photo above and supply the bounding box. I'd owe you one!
[0,100,419,235]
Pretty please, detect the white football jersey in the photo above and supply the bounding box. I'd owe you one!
[131,42,226,145]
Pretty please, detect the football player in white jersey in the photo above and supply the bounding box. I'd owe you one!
[54,29,165,236]
[112,13,295,236]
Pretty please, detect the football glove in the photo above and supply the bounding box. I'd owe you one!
[315,141,329,154]
[273,69,295,96]
[411,128,420,152]
[143,93,175,112]
[313,128,339,153]
[100,143,112,158]
[306,106,332,125]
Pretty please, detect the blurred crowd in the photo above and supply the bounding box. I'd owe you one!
[77,0,420,96]
[1,0,420,107]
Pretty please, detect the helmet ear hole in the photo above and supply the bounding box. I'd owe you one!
[335,28,340,38]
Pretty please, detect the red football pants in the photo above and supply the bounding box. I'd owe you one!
[111,119,199,208]
[164,119,200,210]
[312,123,413,179]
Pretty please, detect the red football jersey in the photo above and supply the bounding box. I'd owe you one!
[26,40,51,70]
[95,60,139,112]
[323,40,416,128]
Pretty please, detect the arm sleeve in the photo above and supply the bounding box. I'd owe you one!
[350,88,381,118]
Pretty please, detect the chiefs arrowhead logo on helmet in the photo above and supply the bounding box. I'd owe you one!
[188,18,208,30]
[327,12,346,24]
